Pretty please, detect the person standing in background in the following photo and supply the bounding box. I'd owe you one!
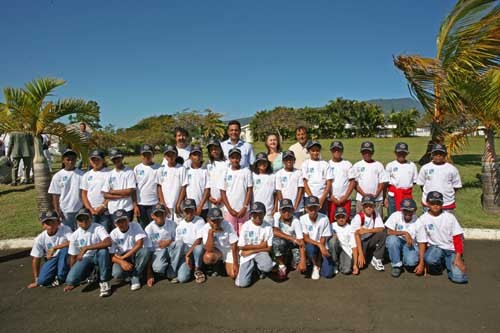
[288,126,311,170]
[7,131,34,185]
[221,120,255,168]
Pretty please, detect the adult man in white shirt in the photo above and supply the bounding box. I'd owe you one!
[220,120,255,168]
[174,127,191,166]
[288,126,311,169]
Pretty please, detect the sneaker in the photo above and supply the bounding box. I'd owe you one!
[391,267,402,278]
[333,265,339,275]
[170,277,179,284]
[99,281,111,297]
[311,266,320,280]
[278,266,287,280]
[371,257,385,271]
[130,277,141,291]
[47,277,59,288]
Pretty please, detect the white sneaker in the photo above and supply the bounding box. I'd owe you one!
[99,282,111,297]
[131,283,141,291]
[371,257,385,271]
[311,266,320,280]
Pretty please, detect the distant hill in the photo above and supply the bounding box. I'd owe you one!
[365,97,424,114]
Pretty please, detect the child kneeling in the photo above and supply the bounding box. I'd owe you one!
[328,207,359,275]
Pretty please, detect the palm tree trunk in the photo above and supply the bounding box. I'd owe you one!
[33,135,53,212]
[481,128,500,214]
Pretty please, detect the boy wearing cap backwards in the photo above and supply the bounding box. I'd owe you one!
[328,141,355,223]
[81,149,112,232]
[174,198,207,283]
[352,141,388,218]
[48,149,84,231]
[328,207,359,275]
[219,147,253,235]
[275,150,304,216]
[235,202,274,287]
[159,144,187,223]
[385,198,426,278]
[109,209,151,291]
[64,208,112,297]
[272,199,306,280]
[420,191,468,284]
[144,203,181,286]
[28,211,72,288]
[181,145,210,220]
[352,195,386,272]
[300,196,334,280]
[201,207,240,279]
[252,152,277,223]
[417,144,462,212]
[133,144,161,229]
[101,148,137,221]
[385,142,418,216]
[301,141,334,214]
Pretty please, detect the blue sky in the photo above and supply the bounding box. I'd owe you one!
[1,0,455,128]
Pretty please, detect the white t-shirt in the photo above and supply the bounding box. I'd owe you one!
[219,167,253,212]
[158,164,186,209]
[252,173,276,216]
[385,211,427,243]
[177,146,191,164]
[301,159,333,198]
[237,220,273,264]
[275,168,304,210]
[385,160,418,190]
[206,160,228,205]
[144,219,177,251]
[134,163,160,206]
[109,222,147,255]
[331,223,356,257]
[418,211,464,251]
[200,221,238,263]
[352,160,387,201]
[273,212,303,240]
[48,168,84,213]
[300,213,332,244]
[417,162,462,206]
[30,225,73,258]
[184,167,210,210]
[80,168,110,208]
[101,167,136,214]
[68,223,110,257]
[174,216,206,246]
[350,212,385,240]
[328,159,355,199]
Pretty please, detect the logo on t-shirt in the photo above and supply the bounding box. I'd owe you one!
[47,243,53,249]
[396,224,404,231]
[109,177,116,184]
[281,176,288,183]
[426,224,435,231]
[188,174,192,182]
[138,170,145,177]
[307,225,313,232]
[79,238,86,247]
[87,175,93,182]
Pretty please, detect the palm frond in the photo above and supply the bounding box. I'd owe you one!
[23,77,65,106]
[43,122,89,155]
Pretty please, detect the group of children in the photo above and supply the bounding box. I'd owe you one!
[29,139,468,296]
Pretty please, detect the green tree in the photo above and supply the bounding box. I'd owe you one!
[389,108,421,137]
[200,109,226,142]
[68,100,101,129]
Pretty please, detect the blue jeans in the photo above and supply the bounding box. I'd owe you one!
[92,213,112,233]
[37,247,70,285]
[386,235,419,268]
[176,241,205,283]
[305,243,334,278]
[66,249,112,285]
[151,241,183,278]
[387,196,397,217]
[62,212,78,231]
[424,245,468,284]
[112,248,151,282]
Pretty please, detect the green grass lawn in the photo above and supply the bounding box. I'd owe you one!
[0,136,498,239]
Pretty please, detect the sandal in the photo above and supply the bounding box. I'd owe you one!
[194,270,206,283]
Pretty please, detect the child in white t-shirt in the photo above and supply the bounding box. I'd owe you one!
[352,195,386,273]
[385,198,426,278]
[275,150,304,215]
[182,145,210,220]
[252,152,277,223]
[272,199,306,280]
[328,207,359,275]
[235,202,274,288]
[420,191,467,284]
[174,199,206,283]
[220,147,253,235]
[205,138,227,210]
[134,144,161,229]
[385,142,418,216]
[48,149,84,230]
[28,212,71,288]
[201,207,239,279]
[301,141,333,214]
[327,141,355,222]
[159,145,187,223]
[144,203,181,286]
[109,209,151,291]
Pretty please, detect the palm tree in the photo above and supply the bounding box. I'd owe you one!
[0,77,99,213]
[200,109,226,142]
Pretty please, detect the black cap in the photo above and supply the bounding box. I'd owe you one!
[151,203,166,215]
[330,141,344,151]
[335,206,347,217]
[250,202,266,214]
[400,198,417,211]
[206,138,221,149]
[228,147,241,157]
[426,191,444,204]
[89,149,105,160]
[282,150,296,160]
[112,209,129,223]
[360,141,374,152]
[190,145,202,155]
[207,207,224,220]
[76,208,91,220]
[255,152,268,163]
[306,140,321,150]
[109,148,124,160]
[395,142,409,153]
[431,143,447,154]
[39,211,59,223]
[140,144,154,154]
[304,196,320,207]
[279,198,294,210]
[163,145,178,155]
[181,198,197,210]
[361,195,376,206]
[62,149,77,158]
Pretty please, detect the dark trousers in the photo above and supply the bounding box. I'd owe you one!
[361,231,387,262]
[12,156,32,183]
